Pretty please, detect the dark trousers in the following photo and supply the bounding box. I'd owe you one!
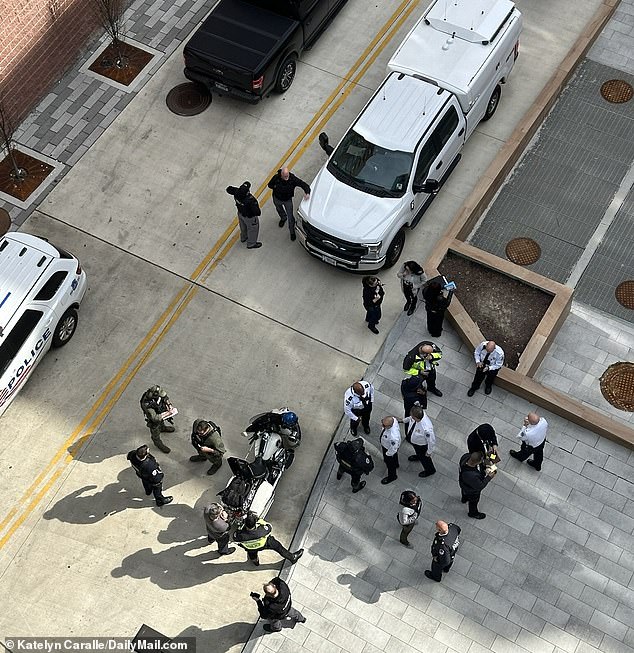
[411,443,436,474]
[273,196,296,236]
[426,309,445,338]
[141,478,165,504]
[382,447,399,480]
[350,405,372,435]
[247,536,294,563]
[267,607,305,632]
[403,394,427,417]
[471,367,499,391]
[462,492,481,516]
[208,531,231,553]
[365,305,382,328]
[429,557,454,581]
[400,523,415,545]
[514,440,545,470]
[403,284,418,311]
[425,367,439,393]
[338,464,363,489]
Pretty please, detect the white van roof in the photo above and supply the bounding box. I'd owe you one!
[387,0,521,110]
[0,233,57,329]
[354,73,453,152]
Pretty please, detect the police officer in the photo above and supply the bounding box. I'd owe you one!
[404,406,436,478]
[343,381,374,436]
[400,373,427,417]
[510,412,548,471]
[250,577,306,632]
[459,451,496,519]
[334,437,374,493]
[380,415,402,485]
[140,385,175,454]
[402,341,443,396]
[203,503,235,555]
[425,520,461,582]
[468,340,505,396]
[126,445,173,507]
[233,512,304,566]
[190,419,226,475]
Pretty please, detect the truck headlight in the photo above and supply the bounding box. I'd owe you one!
[366,242,382,258]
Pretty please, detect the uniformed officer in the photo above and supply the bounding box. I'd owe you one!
[510,412,548,471]
[190,419,226,475]
[250,577,306,632]
[380,415,402,485]
[468,340,505,396]
[126,445,173,507]
[400,374,427,417]
[425,520,461,582]
[343,381,374,436]
[402,341,443,396]
[140,385,175,454]
[404,406,436,477]
[459,451,496,519]
[233,512,304,566]
[334,437,374,493]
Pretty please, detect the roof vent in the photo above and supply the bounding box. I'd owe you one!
[19,247,27,256]
[37,256,46,267]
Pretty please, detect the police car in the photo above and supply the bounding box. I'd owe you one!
[0,232,87,416]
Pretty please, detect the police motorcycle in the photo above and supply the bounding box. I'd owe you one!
[218,408,301,525]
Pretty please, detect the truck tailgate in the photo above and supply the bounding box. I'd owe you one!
[185,0,298,76]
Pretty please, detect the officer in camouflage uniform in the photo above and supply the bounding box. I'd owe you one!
[190,419,226,475]
[140,385,175,454]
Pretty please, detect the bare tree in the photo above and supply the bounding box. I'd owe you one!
[0,97,27,182]
[93,0,128,68]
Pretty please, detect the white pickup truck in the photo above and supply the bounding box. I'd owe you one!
[297,0,522,271]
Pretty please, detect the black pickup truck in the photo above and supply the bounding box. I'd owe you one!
[183,0,348,103]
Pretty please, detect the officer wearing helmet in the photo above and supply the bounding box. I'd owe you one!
[191,418,226,475]
[245,408,301,450]
[140,385,176,454]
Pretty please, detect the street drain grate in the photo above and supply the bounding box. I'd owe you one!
[505,237,541,265]
[616,280,634,310]
[600,362,634,411]
[166,83,211,116]
[600,79,634,104]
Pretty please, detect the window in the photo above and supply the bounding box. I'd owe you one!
[414,139,440,186]
[413,106,460,186]
[435,106,459,150]
[34,271,68,301]
[0,310,44,377]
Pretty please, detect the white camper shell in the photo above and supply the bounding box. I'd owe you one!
[297,0,522,271]
[388,0,522,119]
[0,233,87,416]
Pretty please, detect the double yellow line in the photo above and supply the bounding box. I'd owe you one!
[0,0,421,550]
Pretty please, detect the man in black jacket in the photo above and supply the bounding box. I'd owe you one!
[458,451,495,519]
[267,167,310,241]
[250,577,306,632]
[126,445,173,507]
[226,181,262,249]
[334,438,373,493]
[425,520,461,582]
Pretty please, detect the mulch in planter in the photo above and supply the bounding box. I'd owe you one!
[89,41,154,86]
[0,149,55,202]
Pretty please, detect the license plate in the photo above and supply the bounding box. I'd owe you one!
[323,256,337,266]
[215,82,229,92]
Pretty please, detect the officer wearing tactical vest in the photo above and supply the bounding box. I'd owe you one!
[402,341,443,397]
[126,445,173,507]
[233,512,304,566]
[140,385,175,454]
[190,419,226,475]
[425,520,461,582]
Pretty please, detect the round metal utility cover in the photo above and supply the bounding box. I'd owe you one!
[615,280,634,310]
[166,83,211,116]
[0,208,11,236]
[600,362,634,412]
[505,237,541,266]
[600,79,633,104]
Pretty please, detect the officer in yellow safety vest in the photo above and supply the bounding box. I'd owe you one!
[234,512,304,566]
[402,341,444,397]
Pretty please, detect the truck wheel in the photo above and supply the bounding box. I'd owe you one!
[52,308,78,347]
[482,85,501,121]
[275,56,297,93]
[383,229,406,269]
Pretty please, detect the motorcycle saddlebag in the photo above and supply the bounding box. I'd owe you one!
[227,456,267,481]
[218,476,250,508]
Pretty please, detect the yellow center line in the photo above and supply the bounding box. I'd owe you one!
[0,0,420,548]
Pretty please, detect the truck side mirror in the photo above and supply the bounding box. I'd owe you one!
[413,179,439,194]
[319,132,334,156]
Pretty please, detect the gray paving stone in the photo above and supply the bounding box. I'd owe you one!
[605,579,634,610]
[596,557,634,586]
[521,575,560,606]
[579,584,619,617]
[582,462,618,489]
[590,610,629,641]
[516,629,556,653]
[601,634,634,653]
[458,617,496,649]
[400,603,438,635]
[405,632,448,653]
[531,598,570,629]
[615,478,634,502]
[586,533,624,563]
[591,484,628,511]
[565,616,605,648]
[426,599,464,630]
[540,623,579,653]
[328,624,366,653]
[610,527,634,554]
[554,517,590,546]
[499,582,538,612]
[475,587,513,618]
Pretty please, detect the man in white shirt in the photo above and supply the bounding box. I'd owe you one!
[510,412,548,471]
[468,340,505,397]
[403,406,436,478]
[380,415,402,485]
[343,381,374,436]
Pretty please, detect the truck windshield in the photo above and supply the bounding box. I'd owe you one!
[327,129,413,198]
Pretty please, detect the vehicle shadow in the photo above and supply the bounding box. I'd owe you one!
[111,538,281,590]
[174,623,255,653]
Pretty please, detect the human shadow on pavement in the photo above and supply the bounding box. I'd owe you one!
[111,538,280,590]
[175,623,254,653]
[42,469,185,524]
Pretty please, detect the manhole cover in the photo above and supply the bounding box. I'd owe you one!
[166,83,211,116]
[505,237,541,265]
[615,280,634,309]
[600,79,634,104]
[0,208,10,236]
[600,362,634,411]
